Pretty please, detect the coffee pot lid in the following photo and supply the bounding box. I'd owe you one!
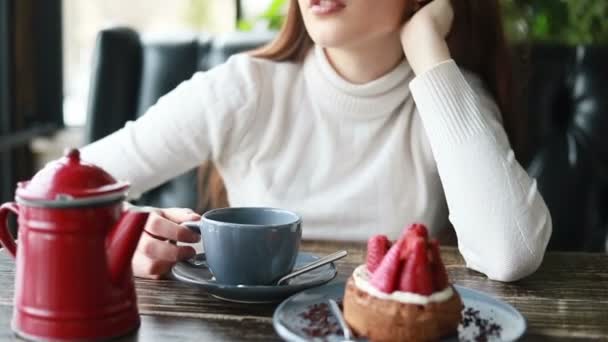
[16,148,129,207]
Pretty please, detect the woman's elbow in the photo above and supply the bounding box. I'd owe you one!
[484,249,545,282]
[485,218,552,282]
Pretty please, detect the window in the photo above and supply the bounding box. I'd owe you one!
[62,0,274,127]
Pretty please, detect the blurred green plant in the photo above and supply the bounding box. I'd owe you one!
[237,0,288,31]
[501,0,608,45]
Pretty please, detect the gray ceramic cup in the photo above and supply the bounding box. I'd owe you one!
[182,207,302,286]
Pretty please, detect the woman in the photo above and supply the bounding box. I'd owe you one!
[82,0,552,281]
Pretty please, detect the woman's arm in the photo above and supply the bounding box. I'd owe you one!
[81,55,260,199]
[402,0,552,282]
[80,55,261,279]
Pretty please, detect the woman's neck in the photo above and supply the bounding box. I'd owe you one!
[324,33,405,84]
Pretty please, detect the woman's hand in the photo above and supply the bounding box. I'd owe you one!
[132,208,201,279]
[401,0,454,75]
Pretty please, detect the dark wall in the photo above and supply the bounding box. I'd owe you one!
[0,0,15,202]
[12,0,63,131]
[0,0,63,202]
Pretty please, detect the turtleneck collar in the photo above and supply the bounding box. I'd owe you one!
[303,44,413,119]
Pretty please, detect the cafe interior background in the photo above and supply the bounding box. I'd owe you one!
[0,0,607,253]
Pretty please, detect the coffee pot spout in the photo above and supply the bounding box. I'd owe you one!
[106,207,149,283]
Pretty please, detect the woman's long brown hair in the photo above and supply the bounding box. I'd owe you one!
[197,0,521,212]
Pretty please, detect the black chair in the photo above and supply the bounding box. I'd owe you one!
[524,44,608,252]
[85,28,608,252]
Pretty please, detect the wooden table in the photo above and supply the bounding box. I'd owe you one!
[1,241,607,341]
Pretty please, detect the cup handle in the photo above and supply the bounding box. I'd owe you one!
[181,221,201,235]
[0,202,19,258]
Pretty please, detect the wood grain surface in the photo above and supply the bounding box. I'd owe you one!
[1,241,607,341]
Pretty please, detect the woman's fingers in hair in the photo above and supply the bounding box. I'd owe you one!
[400,0,454,74]
[415,0,454,37]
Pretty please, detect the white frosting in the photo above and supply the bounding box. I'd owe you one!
[352,265,453,305]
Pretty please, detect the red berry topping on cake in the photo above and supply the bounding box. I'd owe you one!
[430,240,449,291]
[365,224,451,295]
[370,238,405,293]
[366,235,391,273]
[403,223,429,240]
[399,237,434,295]
[401,223,430,259]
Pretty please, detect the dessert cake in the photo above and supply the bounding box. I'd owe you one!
[343,224,463,342]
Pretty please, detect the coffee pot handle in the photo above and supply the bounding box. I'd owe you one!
[0,202,19,258]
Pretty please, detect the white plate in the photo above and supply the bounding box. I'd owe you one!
[273,282,526,341]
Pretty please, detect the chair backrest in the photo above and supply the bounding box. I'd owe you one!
[86,28,142,143]
[524,44,608,251]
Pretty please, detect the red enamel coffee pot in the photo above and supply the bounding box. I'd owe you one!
[0,149,149,341]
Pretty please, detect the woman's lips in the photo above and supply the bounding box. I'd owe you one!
[310,0,346,15]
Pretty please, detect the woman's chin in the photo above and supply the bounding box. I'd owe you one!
[308,31,356,49]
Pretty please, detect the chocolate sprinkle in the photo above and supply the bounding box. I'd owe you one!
[298,301,343,339]
[459,307,503,342]
[298,303,503,341]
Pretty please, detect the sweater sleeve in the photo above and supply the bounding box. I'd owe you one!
[409,60,552,282]
[80,55,261,199]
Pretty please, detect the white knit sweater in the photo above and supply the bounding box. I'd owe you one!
[82,45,552,281]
